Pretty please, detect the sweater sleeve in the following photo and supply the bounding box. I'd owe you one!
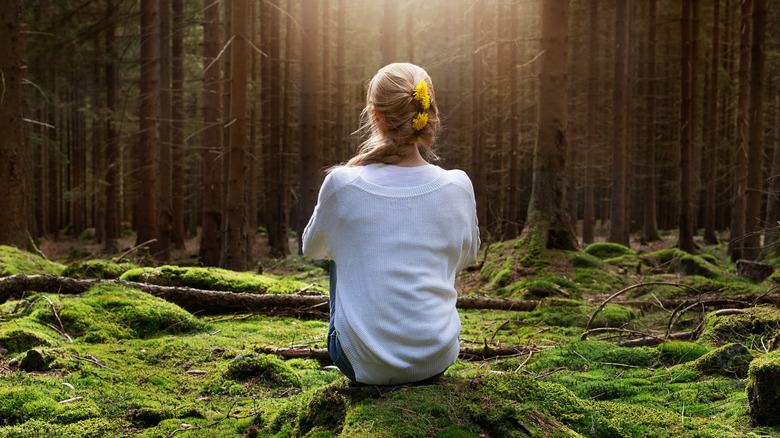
[302,170,341,260]
[456,171,481,272]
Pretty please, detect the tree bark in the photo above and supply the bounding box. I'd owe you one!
[137,0,160,251]
[641,0,660,244]
[103,0,120,254]
[703,0,721,245]
[523,0,577,251]
[0,0,33,249]
[224,0,252,271]
[582,0,599,245]
[609,0,630,246]
[744,0,766,260]
[199,0,224,267]
[170,0,186,250]
[157,0,173,263]
[729,0,751,262]
[679,0,696,253]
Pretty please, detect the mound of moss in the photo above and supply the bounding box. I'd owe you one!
[28,284,206,342]
[224,353,302,388]
[0,245,63,276]
[699,307,780,347]
[525,298,635,328]
[502,276,581,300]
[120,265,326,295]
[658,341,710,365]
[584,242,635,260]
[61,260,138,279]
[687,343,755,378]
[643,248,722,278]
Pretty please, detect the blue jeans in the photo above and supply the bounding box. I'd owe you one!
[327,262,358,381]
[327,261,447,386]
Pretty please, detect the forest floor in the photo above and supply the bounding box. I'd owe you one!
[1,230,780,437]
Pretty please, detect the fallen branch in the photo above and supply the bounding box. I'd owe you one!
[615,331,698,348]
[584,282,700,333]
[0,274,538,316]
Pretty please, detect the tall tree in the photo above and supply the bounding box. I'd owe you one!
[157,0,173,262]
[744,0,766,260]
[641,0,660,243]
[703,0,721,245]
[609,0,631,246]
[504,0,520,239]
[224,0,252,270]
[582,0,599,245]
[764,94,780,257]
[0,0,33,248]
[522,0,577,251]
[103,0,120,253]
[136,0,160,250]
[199,0,224,267]
[261,0,289,257]
[679,0,697,253]
[170,0,186,249]
[297,0,320,251]
[729,0,752,262]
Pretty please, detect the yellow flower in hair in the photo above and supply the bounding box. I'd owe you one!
[412,112,429,131]
[413,80,431,110]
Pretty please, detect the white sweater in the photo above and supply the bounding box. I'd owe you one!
[303,164,480,384]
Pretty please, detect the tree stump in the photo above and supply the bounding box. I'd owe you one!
[748,350,780,426]
[736,259,774,283]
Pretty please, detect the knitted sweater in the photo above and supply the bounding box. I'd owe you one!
[303,164,480,384]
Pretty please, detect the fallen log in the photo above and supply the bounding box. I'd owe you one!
[0,274,538,316]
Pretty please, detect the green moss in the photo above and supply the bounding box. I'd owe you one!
[699,307,780,347]
[584,242,635,260]
[120,265,326,295]
[747,350,780,426]
[224,353,302,388]
[688,343,755,378]
[525,298,635,328]
[569,253,604,269]
[643,248,721,278]
[62,259,138,279]
[0,245,63,276]
[0,325,56,353]
[658,341,710,365]
[35,284,207,342]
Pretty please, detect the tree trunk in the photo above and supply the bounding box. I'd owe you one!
[136,0,160,251]
[582,0,599,245]
[744,0,766,260]
[224,0,252,271]
[609,0,630,247]
[103,0,120,254]
[763,95,780,257]
[199,0,224,267]
[296,0,320,253]
[0,0,33,249]
[703,0,721,245]
[522,0,577,251]
[641,0,660,244]
[157,0,173,263]
[679,0,696,253]
[170,0,186,250]
[505,0,520,239]
[729,0,751,262]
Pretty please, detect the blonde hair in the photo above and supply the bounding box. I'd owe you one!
[346,63,440,166]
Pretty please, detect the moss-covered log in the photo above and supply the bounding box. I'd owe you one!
[0,274,538,315]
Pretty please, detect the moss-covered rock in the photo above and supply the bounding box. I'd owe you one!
[687,343,755,378]
[584,242,635,260]
[0,326,55,354]
[61,259,138,279]
[699,307,780,347]
[0,245,63,276]
[569,253,604,269]
[642,248,721,278]
[19,349,55,372]
[747,350,780,426]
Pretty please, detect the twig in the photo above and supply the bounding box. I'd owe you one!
[114,239,157,262]
[73,354,107,369]
[42,296,72,343]
[582,282,699,335]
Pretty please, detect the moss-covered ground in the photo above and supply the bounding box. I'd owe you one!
[1,237,780,437]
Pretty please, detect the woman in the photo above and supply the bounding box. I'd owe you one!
[303,63,480,385]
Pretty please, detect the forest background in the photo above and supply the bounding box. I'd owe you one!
[0,0,778,270]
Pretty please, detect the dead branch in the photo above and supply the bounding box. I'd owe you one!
[615,331,698,348]
[584,282,700,332]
